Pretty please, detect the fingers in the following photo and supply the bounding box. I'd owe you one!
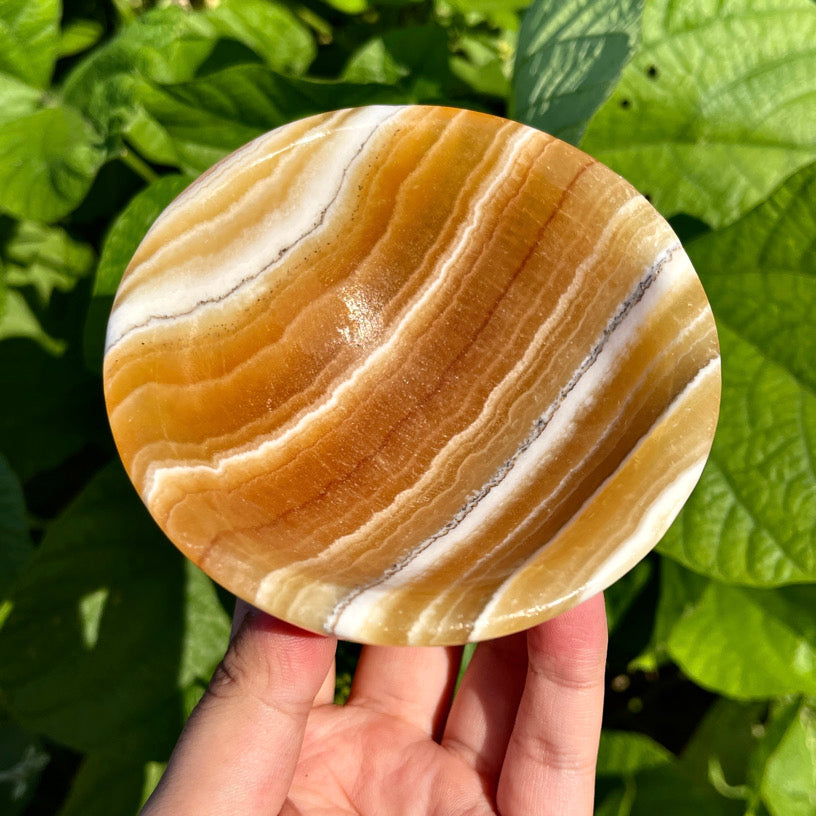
[347,644,463,739]
[496,594,608,816]
[441,632,528,786]
[234,599,336,706]
[141,610,336,816]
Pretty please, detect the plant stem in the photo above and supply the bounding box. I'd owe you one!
[120,147,159,185]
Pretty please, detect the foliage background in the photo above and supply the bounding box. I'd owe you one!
[0,0,814,813]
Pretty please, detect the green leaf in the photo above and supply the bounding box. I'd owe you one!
[95,174,191,298]
[0,338,104,481]
[512,0,643,145]
[582,0,816,227]
[343,38,409,85]
[760,700,816,816]
[629,555,706,672]
[626,763,742,816]
[343,25,457,101]
[681,698,767,802]
[61,6,218,142]
[180,564,231,687]
[0,289,64,354]
[659,164,816,585]
[605,558,653,632]
[666,576,816,700]
[0,463,230,757]
[0,73,41,126]
[123,108,179,167]
[140,64,412,173]
[322,0,368,12]
[597,753,743,816]
[57,19,104,59]
[0,454,31,601]
[3,221,95,304]
[450,31,512,99]
[0,0,60,88]
[443,0,529,31]
[0,220,95,353]
[57,753,165,816]
[206,0,316,75]
[0,105,106,223]
[597,730,673,776]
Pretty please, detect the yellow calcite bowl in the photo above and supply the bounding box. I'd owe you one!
[103,106,720,645]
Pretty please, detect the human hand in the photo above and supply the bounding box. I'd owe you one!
[142,594,607,815]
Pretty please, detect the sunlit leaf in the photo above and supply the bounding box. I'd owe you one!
[760,700,816,816]
[0,73,40,126]
[0,464,230,757]
[582,0,816,226]
[140,64,412,173]
[666,571,816,699]
[57,19,104,59]
[513,0,643,144]
[0,105,106,223]
[206,0,316,75]
[95,174,191,298]
[660,164,816,585]
[0,0,59,88]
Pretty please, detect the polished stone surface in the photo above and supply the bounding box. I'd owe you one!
[104,106,720,645]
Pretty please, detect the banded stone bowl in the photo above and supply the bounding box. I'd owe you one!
[103,105,720,645]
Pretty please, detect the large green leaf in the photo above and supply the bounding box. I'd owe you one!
[0,464,230,758]
[0,339,104,481]
[760,700,816,816]
[343,24,458,101]
[0,0,60,88]
[95,174,191,298]
[140,64,412,173]
[0,105,106,222]
[512,0,643,145]
[596,756,740,816]
[626,764,741,816]
[84,173,192,371]
[206,0,316,75]
[0,454,31,601]
[56,753,160,816]
[582,0,816,227]
[665,568,816,700]
[61,6,218,142]
[680,698,767,798]
[659,163,816,585]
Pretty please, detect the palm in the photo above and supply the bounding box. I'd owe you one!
[143,597,606,816]
[284,609,604,816]
[287,703,490,814]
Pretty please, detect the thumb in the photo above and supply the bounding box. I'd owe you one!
[142,605,336,815]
